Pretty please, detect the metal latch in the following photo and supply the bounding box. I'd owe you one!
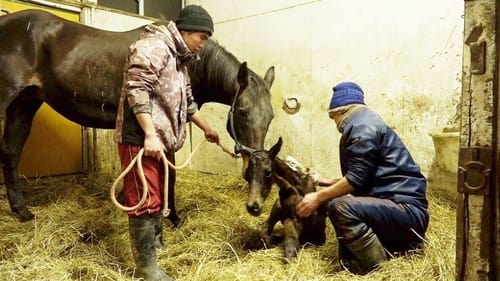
[457,147,492,195]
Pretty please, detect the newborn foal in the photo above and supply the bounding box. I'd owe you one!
[244,137,327,260]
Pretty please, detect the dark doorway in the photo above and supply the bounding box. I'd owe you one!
[98,0,181,20]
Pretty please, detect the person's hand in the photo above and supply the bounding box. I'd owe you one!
[297,192,320,218]
[204,128,219,144]
[143,134,164,161]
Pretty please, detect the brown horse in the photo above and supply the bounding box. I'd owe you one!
[0,10,275,223]
[243,137,327,260]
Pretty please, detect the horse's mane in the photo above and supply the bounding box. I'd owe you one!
[196,39,242,94]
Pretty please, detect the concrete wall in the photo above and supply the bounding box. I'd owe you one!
[185,0,464,179]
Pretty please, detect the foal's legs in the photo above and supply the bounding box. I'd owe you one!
[255,199,284,246]
[266,199,287,234]
[282,218,301,260]
[0,90,43,221]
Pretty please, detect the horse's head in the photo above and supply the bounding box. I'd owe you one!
[188,40,275,173]
[243,137,282,216]
[228,62,275,174]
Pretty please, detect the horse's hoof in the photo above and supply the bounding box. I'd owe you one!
[284,240,300,261]
[284,250,298,262]
[166,215,181,228]
[14,208,35,222]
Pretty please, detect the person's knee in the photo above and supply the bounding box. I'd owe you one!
[327,196,356,226]
[328,197,368,241]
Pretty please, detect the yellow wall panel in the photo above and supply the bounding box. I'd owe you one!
[1,1,79,20]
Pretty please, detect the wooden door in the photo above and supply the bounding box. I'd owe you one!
[457,0,499,280]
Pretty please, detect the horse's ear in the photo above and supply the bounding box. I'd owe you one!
[237,62,249,91]
[269,137,283,159]
[264,66,275,88]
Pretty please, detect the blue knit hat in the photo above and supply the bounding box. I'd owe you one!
[329,82,365,110]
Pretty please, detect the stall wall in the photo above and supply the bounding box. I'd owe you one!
[185,0,464,179]
[16,1,462,181]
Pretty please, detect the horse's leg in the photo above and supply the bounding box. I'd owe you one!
[259,199,285,247]
[0,60,32,115]
[265,199,283,235]
[282,218,301,261]
[166,152,180,227]
[273,175,303,260]
[0,89,43,221]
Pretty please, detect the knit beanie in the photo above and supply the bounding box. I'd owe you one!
[175,5,214,36]
[329,82,365,110]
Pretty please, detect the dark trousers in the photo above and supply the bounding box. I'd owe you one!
[328,195,429,254]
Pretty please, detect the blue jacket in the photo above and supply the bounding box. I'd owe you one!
[337,107,428,208]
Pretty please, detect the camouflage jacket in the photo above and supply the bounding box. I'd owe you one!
[114,21,198,152]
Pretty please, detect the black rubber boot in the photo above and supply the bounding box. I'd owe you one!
[338,241,359,272]
[344,228,388,274]
[129,213,172,281]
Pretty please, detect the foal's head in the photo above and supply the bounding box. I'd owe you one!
[243,137,282,216]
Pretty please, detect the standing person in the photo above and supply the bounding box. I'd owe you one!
[296,82,429,275]
[114,5,219,281]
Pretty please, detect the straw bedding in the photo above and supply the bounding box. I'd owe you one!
[0,170,455,281]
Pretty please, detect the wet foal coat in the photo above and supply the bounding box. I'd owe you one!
[244,138,328,260]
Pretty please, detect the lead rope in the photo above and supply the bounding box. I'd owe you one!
[110,140,237,216]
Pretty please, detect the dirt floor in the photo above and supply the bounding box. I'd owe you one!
[0,170,455,281]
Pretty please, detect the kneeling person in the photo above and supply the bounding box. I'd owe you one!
[297,82,429,274]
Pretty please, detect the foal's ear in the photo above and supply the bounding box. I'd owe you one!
[237,62,249,91]
[269,137,283,159]
[264,66,275,87]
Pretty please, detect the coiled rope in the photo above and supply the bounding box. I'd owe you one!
[110,140,236,217]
